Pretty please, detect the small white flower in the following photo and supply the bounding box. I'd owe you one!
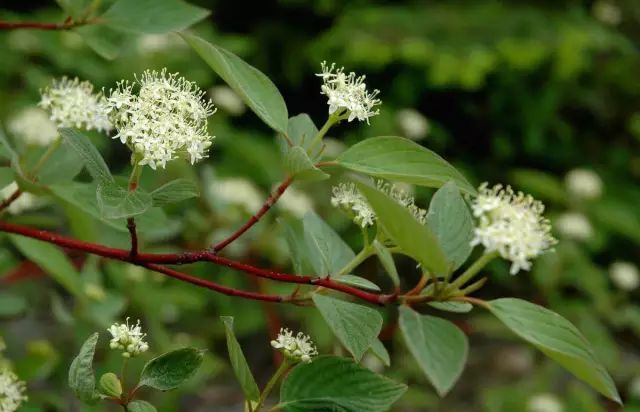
[527,393,563,412]
[107,318,149,358]
[565,169,602,200]
[278,187,313,218]
[470,183,557,275]
[39,76,112,132]
[0,369,27,412]
[8,107,58,146]
[592,0,622,25]
[555,212,593,241]
[106,69,216,170]
[270,328,317,363]
[397,108,430,140]
[213,178,263,212]
[609,261,639,291]
[1,182,40,215]
[209,86,245,116]
[316,61,381,124]
[331,181,426,228]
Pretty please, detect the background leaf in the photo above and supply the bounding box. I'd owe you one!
[127,400,158,412]
[279,356,406,412]
[337,137,475,195]
[221,317,260,402]
[101,0,209,33]
[488,298,620,403]
[181,33,288,133]
[312,293,382,361]
[399,307,468,396]
[139,348,204,391]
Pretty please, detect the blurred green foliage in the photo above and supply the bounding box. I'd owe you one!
[0,0,639,410]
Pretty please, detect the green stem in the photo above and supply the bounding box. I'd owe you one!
[255,358,291,411]
[128,157,142,192]
[30,135,62,177]
[444,251,499,295]
[307,111,342,154]
[337,245,374,277]
[120,357,129,403]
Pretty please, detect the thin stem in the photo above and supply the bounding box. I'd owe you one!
[306,112,341,154]
[213,176,293,253]
[336,245,374,277]
[126,161,142,257]
[31,136,62,177]
[0,17,94,31]
[120,357,129,400]
[0,189,21,214]
[255,358,291,411]
[444,252,499,295]
[406,273,429,296]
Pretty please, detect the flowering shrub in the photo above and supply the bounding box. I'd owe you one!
[0,1,626,411]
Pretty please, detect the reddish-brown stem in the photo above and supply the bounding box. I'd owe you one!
[0,221,395,305]
[0,16,92,31]
[213,176,293,253]
[126,218,138,258]
[0,189,21,212]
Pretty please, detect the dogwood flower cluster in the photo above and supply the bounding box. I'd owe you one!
[0,369,27,412]
[107,318,149,358]
[316,61,381,124]
[8,107,58,146]
[106,69,216,170]
[270,328,318,363]
[470,183,557,275]
[39,77,112,132]
[331,181,426,227]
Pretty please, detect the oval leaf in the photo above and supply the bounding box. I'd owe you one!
[372,240,400,287]
[357,182,449,275]
[68,333,99,403]
[426,181,474,271]
[139,348,204,391]
[97,182,153,219]
[303,211,355,276]
[337,137,475,195]
[181,33,288,133]
[127,400,157,412]
[488,298,620,403]
[101,0,209,34]
[399,307,468,396]
[221,317,260,402]
[368,338,391,367]
[285,114,319,150]
[312,293,382,361]
[151,179,200,205]
[427,301,473,313]
[285,146,329,182]
[59,128,113,184]
[279,356,406,412]
[333,274,381,292]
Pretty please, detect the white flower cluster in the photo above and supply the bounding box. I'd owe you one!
[609,261,639,291]
[0,369,27,412]
[316,61,381,124]
[397,108,430,140]
[331,181,426,228]
[39,77,112,132]
[555,212,593,241]
[270,328,318,363]
[1,183,40,215]
[470,183,557,275]
[106,69,216,170]
[527,393,563,412]
[213,177,263,212]
[278,187,313,217]
[8,107,58,146]
[564,168,602,200]
[107,318,149,358]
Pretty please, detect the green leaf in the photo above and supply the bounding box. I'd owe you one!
[399,307,468,396]
[278,217,314,275]
[0,292,27,317]
[0,167,14,188]
[55,0,91,19]
[337,137,475,195]
[127,400,158,412]
[426,181,474,271]
[488,298,620,403]
[368,338,390,367]
[68,333,99,403]
[59,128,113,184]
[357,182,449,275]
[333,275,381,292]
[97,182,153,219]
[139,348,205,391]
[74,25,130,60]
[285,114,319,150]
[101,0,209,33]
[36,141,84,185]
[279,356,406,412]
[285,146,329,182]
[180,33,288,134]
[427,301,473,313]
[312,294,382,361]
[10,235,83,297]
[151,179,199,205]
[303,211,355,276]
[98,372,122,397]
[372,240,400,287]
[221,317,260,402]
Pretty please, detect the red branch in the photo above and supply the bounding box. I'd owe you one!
[0,221,395,305]
[213,176,293,253]
[0,20,73,30]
